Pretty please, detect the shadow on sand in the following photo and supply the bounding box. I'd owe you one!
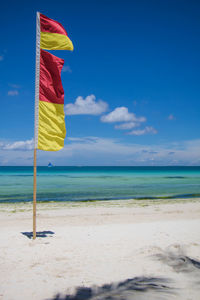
[21,231,55,239]
[49,277,174,300]
[154,248,200,273]
[48,251,200,299]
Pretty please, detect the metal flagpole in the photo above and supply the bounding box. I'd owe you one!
[33,12,40,240]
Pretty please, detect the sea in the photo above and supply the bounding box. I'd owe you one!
[0,166,200,203]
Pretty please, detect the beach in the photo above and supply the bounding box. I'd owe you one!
[0,199,200,300]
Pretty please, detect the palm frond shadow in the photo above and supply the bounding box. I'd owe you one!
[50,276,174,300]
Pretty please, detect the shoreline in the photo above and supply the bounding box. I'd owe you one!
[1,193,200,204]
[0,196,200,213]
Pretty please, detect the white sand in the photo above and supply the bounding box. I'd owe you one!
[0,199,200,300]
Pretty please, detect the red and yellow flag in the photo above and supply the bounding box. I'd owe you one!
[34,12,73,151]
[40,13,73,50]
[38,50,66,151]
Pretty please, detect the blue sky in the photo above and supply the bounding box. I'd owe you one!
[0,0,200,166]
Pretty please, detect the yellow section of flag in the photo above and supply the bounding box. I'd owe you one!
[38,101,66,151]
[40,32,74,50]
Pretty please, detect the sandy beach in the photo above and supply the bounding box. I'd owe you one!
[0,199,200,300]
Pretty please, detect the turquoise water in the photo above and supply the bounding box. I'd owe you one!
[0,166,200,203]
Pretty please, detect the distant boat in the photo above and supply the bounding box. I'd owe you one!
[48,162,53,168]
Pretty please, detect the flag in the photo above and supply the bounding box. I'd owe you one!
[40,13,73,50]
[38,49,66,151]
[34,12,73,151]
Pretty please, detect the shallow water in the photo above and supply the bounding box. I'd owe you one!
[0,166,200,202]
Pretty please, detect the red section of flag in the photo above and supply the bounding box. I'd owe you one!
[40,49,64,104]
[40,13,68,36]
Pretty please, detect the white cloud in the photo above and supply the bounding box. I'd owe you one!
[0,139,34,150]
[8,90,19,96]
[65,95,108,115]
[9,84,21,89]
[62,65,72,73]
[101,107,146,123]
[168,114,176,120]
[42,137,200,166]
[1,137,200,166]
[67,137,86,142]
[115,122,138,130]
[128,126,157,136]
